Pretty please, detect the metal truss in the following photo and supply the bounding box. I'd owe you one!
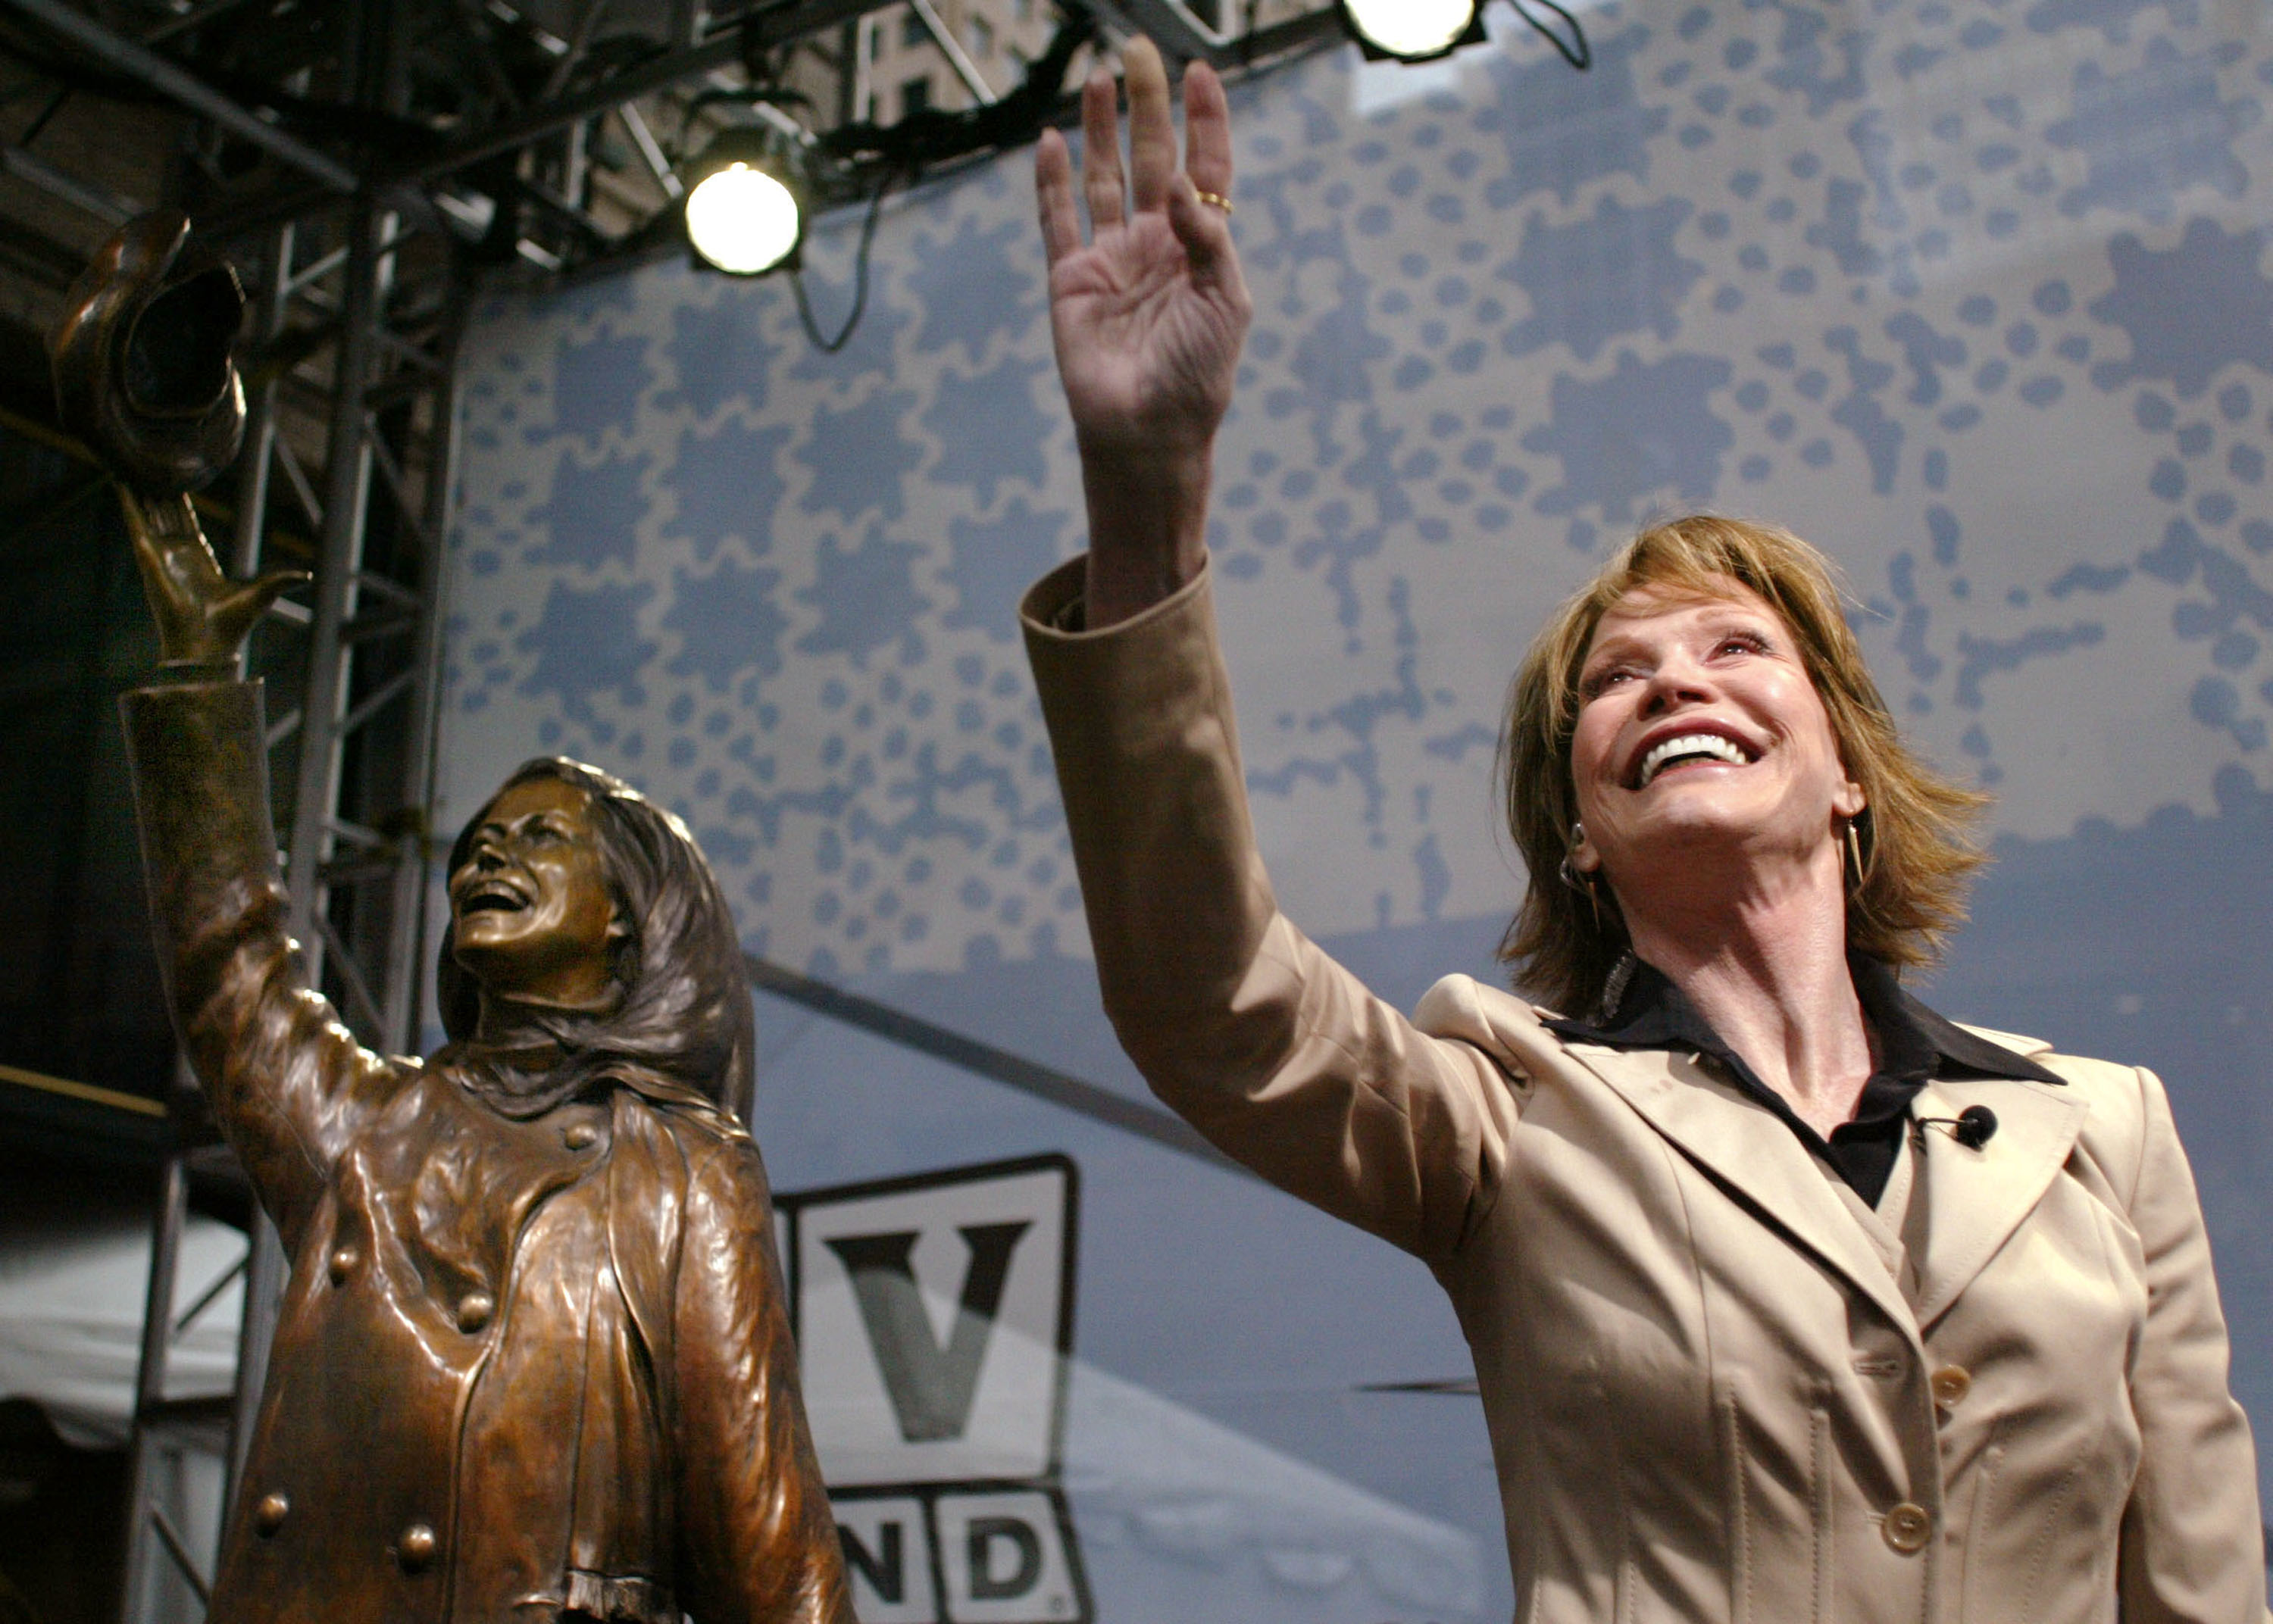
[117,1141,236,1624]
[71,8,469,1615]
[116,193,467,1624]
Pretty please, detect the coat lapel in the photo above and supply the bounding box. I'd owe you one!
[1561,1042,1922,1342]
[1907,1074,2087,1331]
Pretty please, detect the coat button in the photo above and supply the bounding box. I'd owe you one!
[1931,1365,1972,1408]
[1882,1502,1934,1553]
[253,1492,289,1535]
[398,1522,437,1572]
[455,1291,495,1333]
[327,1246,359,1284]
[563,1121,598,1150]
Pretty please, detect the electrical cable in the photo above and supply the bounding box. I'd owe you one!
[790,164,896,354]
[1506,0,1590,70]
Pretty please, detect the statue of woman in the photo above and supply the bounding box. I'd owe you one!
[70,212,852,1624]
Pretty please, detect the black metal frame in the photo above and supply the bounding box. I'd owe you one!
[0,5,1355,1620]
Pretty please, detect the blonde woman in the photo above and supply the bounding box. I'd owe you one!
[1019,39,2267,1622]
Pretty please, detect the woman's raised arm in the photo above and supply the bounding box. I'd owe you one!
[1025,51,1521,1254]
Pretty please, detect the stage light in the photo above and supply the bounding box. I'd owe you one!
[683,127,808,276]
[1340,0,1484,62]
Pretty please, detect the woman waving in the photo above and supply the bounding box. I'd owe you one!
[1020,39,2267,1624]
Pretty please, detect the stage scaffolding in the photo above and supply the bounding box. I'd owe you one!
[0,2,1348,1616]
[120,146,471,1624]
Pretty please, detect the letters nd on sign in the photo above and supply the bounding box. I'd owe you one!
[827,1486,1086,1624]
[777,1154,1088,1624]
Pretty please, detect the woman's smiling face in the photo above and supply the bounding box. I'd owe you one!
[1566,576,1866,889]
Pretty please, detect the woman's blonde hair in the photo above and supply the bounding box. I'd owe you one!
[1497,514,1991,1014]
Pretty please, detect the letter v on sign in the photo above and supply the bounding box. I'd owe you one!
[827,1223,1033,1442]
[789,1155,1074,1484]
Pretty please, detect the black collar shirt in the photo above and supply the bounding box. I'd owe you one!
[1544,954,2063,1207]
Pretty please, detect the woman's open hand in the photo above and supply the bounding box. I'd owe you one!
[1036,38,1251,626]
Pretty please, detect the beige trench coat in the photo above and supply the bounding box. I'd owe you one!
[1021,557,2268,1624]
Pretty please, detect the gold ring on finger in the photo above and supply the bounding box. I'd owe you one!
[1195,189,1233,214]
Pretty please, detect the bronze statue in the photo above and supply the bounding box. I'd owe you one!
[62,212,852,1624]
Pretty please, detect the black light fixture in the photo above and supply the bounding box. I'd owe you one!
[682,124,809,276]
[660,13,1099,348]
[1340,0,1485,63]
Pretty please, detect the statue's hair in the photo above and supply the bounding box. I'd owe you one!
[1497,514,1992,1015]
[436,758,753,1120]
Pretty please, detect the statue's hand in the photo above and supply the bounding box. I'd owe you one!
[120,487,308,670]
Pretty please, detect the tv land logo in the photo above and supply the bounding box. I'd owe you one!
[780,1156,1088,1624]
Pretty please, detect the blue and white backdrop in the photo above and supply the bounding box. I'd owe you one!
[438,1,2273,1615]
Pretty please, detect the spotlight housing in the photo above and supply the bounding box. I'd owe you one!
[1340,0,1485,62]
[683,126,808,276]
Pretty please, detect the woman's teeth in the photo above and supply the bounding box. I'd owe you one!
[1637,733,1749,787]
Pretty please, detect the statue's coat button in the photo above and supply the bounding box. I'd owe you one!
[327,1246,359,1284]
[563,1122,598,1150]
[455,1291,495,1333]
[253,1492,289,1535]
[398,1522,437,1571]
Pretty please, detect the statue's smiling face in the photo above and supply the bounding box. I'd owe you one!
[449,778,624,1010]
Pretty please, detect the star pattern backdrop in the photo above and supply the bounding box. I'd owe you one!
[437,0,2273,1612]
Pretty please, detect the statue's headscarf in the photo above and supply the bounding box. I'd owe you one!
[435,758,754,1125]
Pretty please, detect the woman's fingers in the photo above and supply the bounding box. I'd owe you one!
[1164,176,1255,320]
[1048,36,1243,298]
[1124,37,1176,214]
[1166,173,1235,285]
[1066,42,1231,240]
[117,487,297,667]
[1035,129,1083,267]
[1181,59,1234,203]
[1080,68,1124,233]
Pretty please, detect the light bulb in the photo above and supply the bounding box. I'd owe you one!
[1343,0,1480,61]
[684,161,802,276]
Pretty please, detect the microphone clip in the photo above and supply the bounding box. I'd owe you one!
[1915,1104,1998,1150]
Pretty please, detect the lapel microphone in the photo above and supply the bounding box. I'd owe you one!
[1916,1104,1999,1150]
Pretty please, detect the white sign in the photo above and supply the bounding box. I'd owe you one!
[788,1157,1074,1487]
